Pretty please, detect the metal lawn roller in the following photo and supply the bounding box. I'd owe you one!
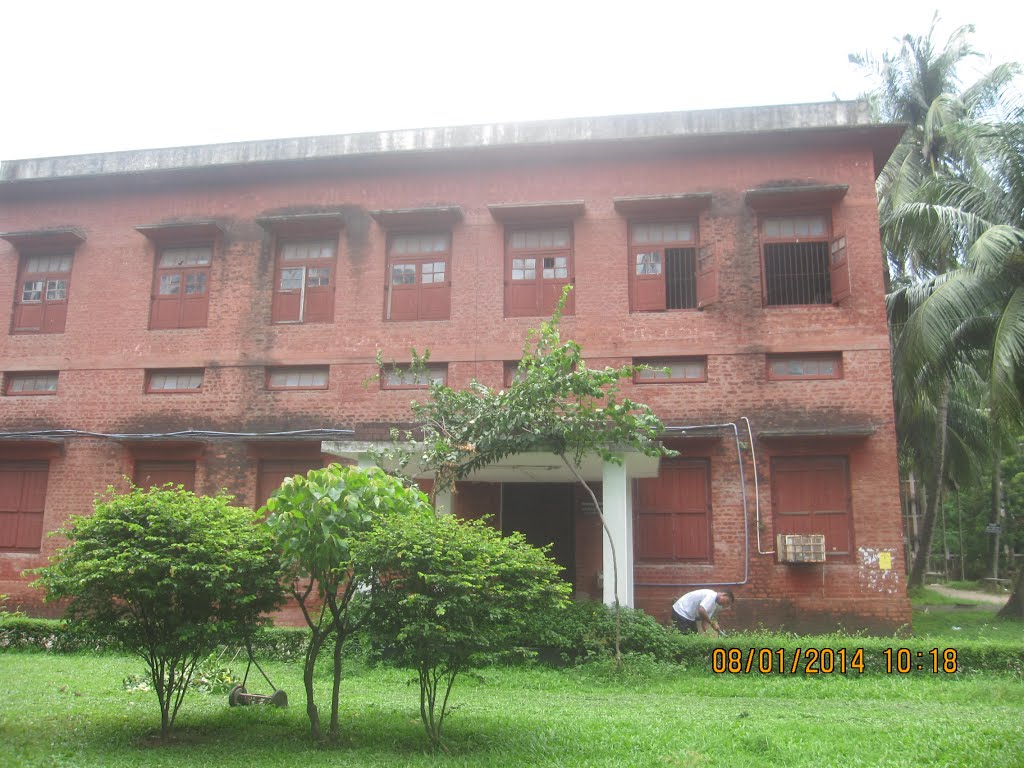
[228,639,288,708]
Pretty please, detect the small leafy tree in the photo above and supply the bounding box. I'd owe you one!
[32,486,283,738]
[355,512,570,749]
[381,287,672,661]
[262,464,432,741]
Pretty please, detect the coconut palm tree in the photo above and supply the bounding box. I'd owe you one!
[889,113,1024,599]
[856,16,1023,589]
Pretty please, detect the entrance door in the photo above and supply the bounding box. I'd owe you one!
[501,483,575,588]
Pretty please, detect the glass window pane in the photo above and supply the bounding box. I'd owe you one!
[269,368,327,388]
[542,256,568,279]
[391,264,416,285]
[385,365,444,386]
[280,267,304,290]
[391,233,449,255]
[25,255,72,273]
[636,252,662,275]
[21,281,43,302]
[150,372,202,390]
[511,227,569,250]
[281,241,335,261]
[184,273,207,295]
[637,358,705,382]
[512,258,536,280]
[9,374,58,393]
[159,246,211,268]
[45,280,67,301]
[765,215,827,239]
[422,262,446,283]
[633,222,692,244]
[159,274,182,295]
[307,268,330,287]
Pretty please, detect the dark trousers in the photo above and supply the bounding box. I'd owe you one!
[672,610,698,634]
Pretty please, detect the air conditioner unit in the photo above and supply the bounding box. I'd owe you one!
[776,534,826,563]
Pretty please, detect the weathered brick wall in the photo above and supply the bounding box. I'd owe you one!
[0,138,909,631]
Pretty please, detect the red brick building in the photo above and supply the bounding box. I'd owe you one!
[0,102,910,632]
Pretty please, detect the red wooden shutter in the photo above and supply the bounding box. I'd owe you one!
[632,248,667,311]
[179,268,210,327]
[150,293,181,329]
[635,459,710,561]
[13,303,43,332]
[0,463,48,551]
[272,267,303,323]
[830,233,851,304]
[133,461,196,492]
[42,302,68,333]
[541,279,572,316]
[773,456,851,556]
[258,459,323,505]
[303,279,334,323]
[506,279,538,317]
[696,244,720,309]
[419,280,450,320]
[387,264,419,321]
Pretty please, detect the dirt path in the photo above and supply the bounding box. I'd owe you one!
[926,584,1009,606]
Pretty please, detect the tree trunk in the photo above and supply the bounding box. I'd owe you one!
[990,444,1003,581]
[996,565,1024,619]
[303,630,324,740]
[328,630,343,741]
[909,380,950,587]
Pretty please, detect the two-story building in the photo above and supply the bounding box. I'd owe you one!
[0,101,910,632]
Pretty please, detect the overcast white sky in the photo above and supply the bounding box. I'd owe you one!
[1,0,1019,161]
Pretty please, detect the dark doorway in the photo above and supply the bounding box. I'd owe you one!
[501,483,575,588]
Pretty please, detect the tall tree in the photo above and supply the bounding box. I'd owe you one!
[855,16,1023,588]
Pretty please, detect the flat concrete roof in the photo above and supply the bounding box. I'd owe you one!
[0,101,904,184]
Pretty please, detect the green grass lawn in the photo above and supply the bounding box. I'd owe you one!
[911,585,1022,642]
[1,649,1022,768]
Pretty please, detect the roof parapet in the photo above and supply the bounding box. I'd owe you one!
[0,101,896,184]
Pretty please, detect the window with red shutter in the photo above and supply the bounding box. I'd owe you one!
[629,221,700,312]
[272,239,337,323]
[505,226,574,317]
[257,458,324,506]
[771,456,852,558]
[12,254,73,333]
[0,462,49,552]
[385,233,451,321]
[760,214,836,306]
[151,246,212,329]
[634,459,711,561]
[133,461,196,492]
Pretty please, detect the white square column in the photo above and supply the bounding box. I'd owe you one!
[601,457,634,608]
[433,487,453,515]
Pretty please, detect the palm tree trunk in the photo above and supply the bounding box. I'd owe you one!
[909,380,950,587]
[990,444,1003,580]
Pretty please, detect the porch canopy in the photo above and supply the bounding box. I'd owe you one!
[322,439,661,607]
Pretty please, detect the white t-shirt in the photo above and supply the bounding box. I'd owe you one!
[672,589,719,621]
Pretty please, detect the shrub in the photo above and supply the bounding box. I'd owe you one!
[31,485,284,737]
